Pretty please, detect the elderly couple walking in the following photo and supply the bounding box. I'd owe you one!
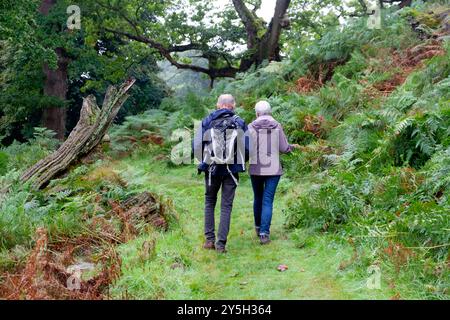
[194,94,299,253]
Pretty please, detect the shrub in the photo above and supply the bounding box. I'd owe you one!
[0,151,8,175]
[285,173,366,232]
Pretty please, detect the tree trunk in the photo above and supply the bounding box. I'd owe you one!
[235,0,291,68]
[21,79,136,189]
[42,48,69,140]
[40,0,68,141]
[264,0,291,62]
[399,0,412,8]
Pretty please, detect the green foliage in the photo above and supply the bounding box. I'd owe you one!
[280,21,449,297]
[112,92,209,136]
[1,127,59,173]
[214,61,291,111]
[320,73,367,120]
[0,0,168,142]
[0,151,8,176]
[285,175,366,232]
[0,183,86,249]
[0,157,135,251]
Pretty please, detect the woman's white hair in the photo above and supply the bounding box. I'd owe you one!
[255,101,271,115]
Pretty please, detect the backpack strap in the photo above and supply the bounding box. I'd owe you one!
[231,115,246,172]
[231,115,240,126]
[227,116,240,186]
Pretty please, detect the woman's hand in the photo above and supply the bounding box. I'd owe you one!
[291,144,302,150]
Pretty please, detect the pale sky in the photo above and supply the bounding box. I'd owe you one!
[214,0,277,22]
[204,0,277,53]
[256,0,277,22]
[214,0,347,23]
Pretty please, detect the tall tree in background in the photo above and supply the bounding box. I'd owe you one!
[94,0,293,86]
[0,0,70,141]
[39,0,68,140]
[0,0,167,144]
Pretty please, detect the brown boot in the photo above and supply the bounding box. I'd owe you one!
[203,241,215,250]
[259,234,271,245]
[216,247,227,254]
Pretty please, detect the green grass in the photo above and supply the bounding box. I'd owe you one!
[108,154,405,300]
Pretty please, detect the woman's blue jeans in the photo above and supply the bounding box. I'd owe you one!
[250,175,281,236]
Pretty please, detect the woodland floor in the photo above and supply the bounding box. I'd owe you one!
[106,154,413,300]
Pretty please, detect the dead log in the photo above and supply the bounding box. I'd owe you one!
[21,78,136,189]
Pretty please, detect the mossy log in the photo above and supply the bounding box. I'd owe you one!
[21,78,136,189]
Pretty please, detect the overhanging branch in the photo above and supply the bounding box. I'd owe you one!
[104,28,240,79]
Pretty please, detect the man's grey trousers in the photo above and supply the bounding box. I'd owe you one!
[204,174,238,249]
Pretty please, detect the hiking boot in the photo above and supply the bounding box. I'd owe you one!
[203,241,215,250]
[216,247,227,254]
[259,234,271,245]
[255,226,260,237]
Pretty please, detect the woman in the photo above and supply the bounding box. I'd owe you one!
[248,101,299,245]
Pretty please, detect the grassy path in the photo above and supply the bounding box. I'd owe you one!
[109,155,396,299]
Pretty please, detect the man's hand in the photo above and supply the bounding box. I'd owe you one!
[291,144,302,150]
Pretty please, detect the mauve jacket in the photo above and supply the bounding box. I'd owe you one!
[248,115,293,176]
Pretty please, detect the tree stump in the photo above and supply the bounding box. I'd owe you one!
[21,78,136,189]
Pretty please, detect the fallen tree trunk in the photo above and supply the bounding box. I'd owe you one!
[21,78,136,189]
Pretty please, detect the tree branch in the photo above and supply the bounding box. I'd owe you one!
[252,0,262,13]
[104,28,239,79]
[167,43,205,52]
[355,0,412,15]
[266,0,291,60]
[357,0,368,13]
[232,0,261,48]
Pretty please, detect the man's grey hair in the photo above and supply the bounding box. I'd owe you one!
[217,94,236,109]
[255,100,271,115]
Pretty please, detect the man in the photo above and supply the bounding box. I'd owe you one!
[194,94,248,253]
